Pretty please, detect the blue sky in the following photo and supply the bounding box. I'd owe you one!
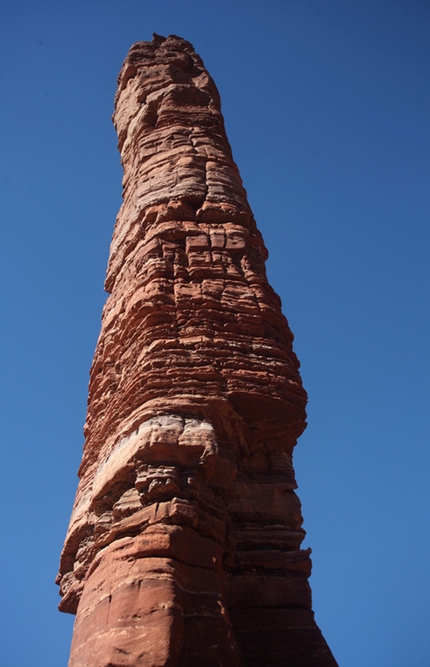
[1,1,429,665]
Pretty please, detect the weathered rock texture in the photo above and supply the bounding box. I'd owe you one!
[58,34,337,667]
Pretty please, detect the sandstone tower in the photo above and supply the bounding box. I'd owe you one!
[57,34,337,667]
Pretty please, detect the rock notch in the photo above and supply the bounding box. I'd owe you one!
[57,34,337,667]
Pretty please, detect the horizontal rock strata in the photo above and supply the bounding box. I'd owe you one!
[58,34,337,666]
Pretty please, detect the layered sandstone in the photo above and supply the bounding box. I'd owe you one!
[58,34,337,666]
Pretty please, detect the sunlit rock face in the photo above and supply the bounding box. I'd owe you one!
[57,34,337,667]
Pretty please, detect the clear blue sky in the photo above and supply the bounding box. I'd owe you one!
[1,1,429,665]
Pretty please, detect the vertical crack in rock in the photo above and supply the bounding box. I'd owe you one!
[57,34,338,667]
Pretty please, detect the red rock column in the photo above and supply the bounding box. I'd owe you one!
[57,34,337,667]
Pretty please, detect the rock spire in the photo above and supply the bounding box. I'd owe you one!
[57,34,337,667]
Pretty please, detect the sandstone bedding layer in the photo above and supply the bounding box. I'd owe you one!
[57,34,337,667]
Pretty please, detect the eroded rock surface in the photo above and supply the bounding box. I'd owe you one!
[58,34,337,667]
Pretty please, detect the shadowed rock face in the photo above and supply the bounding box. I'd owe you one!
[57,34,337,667]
